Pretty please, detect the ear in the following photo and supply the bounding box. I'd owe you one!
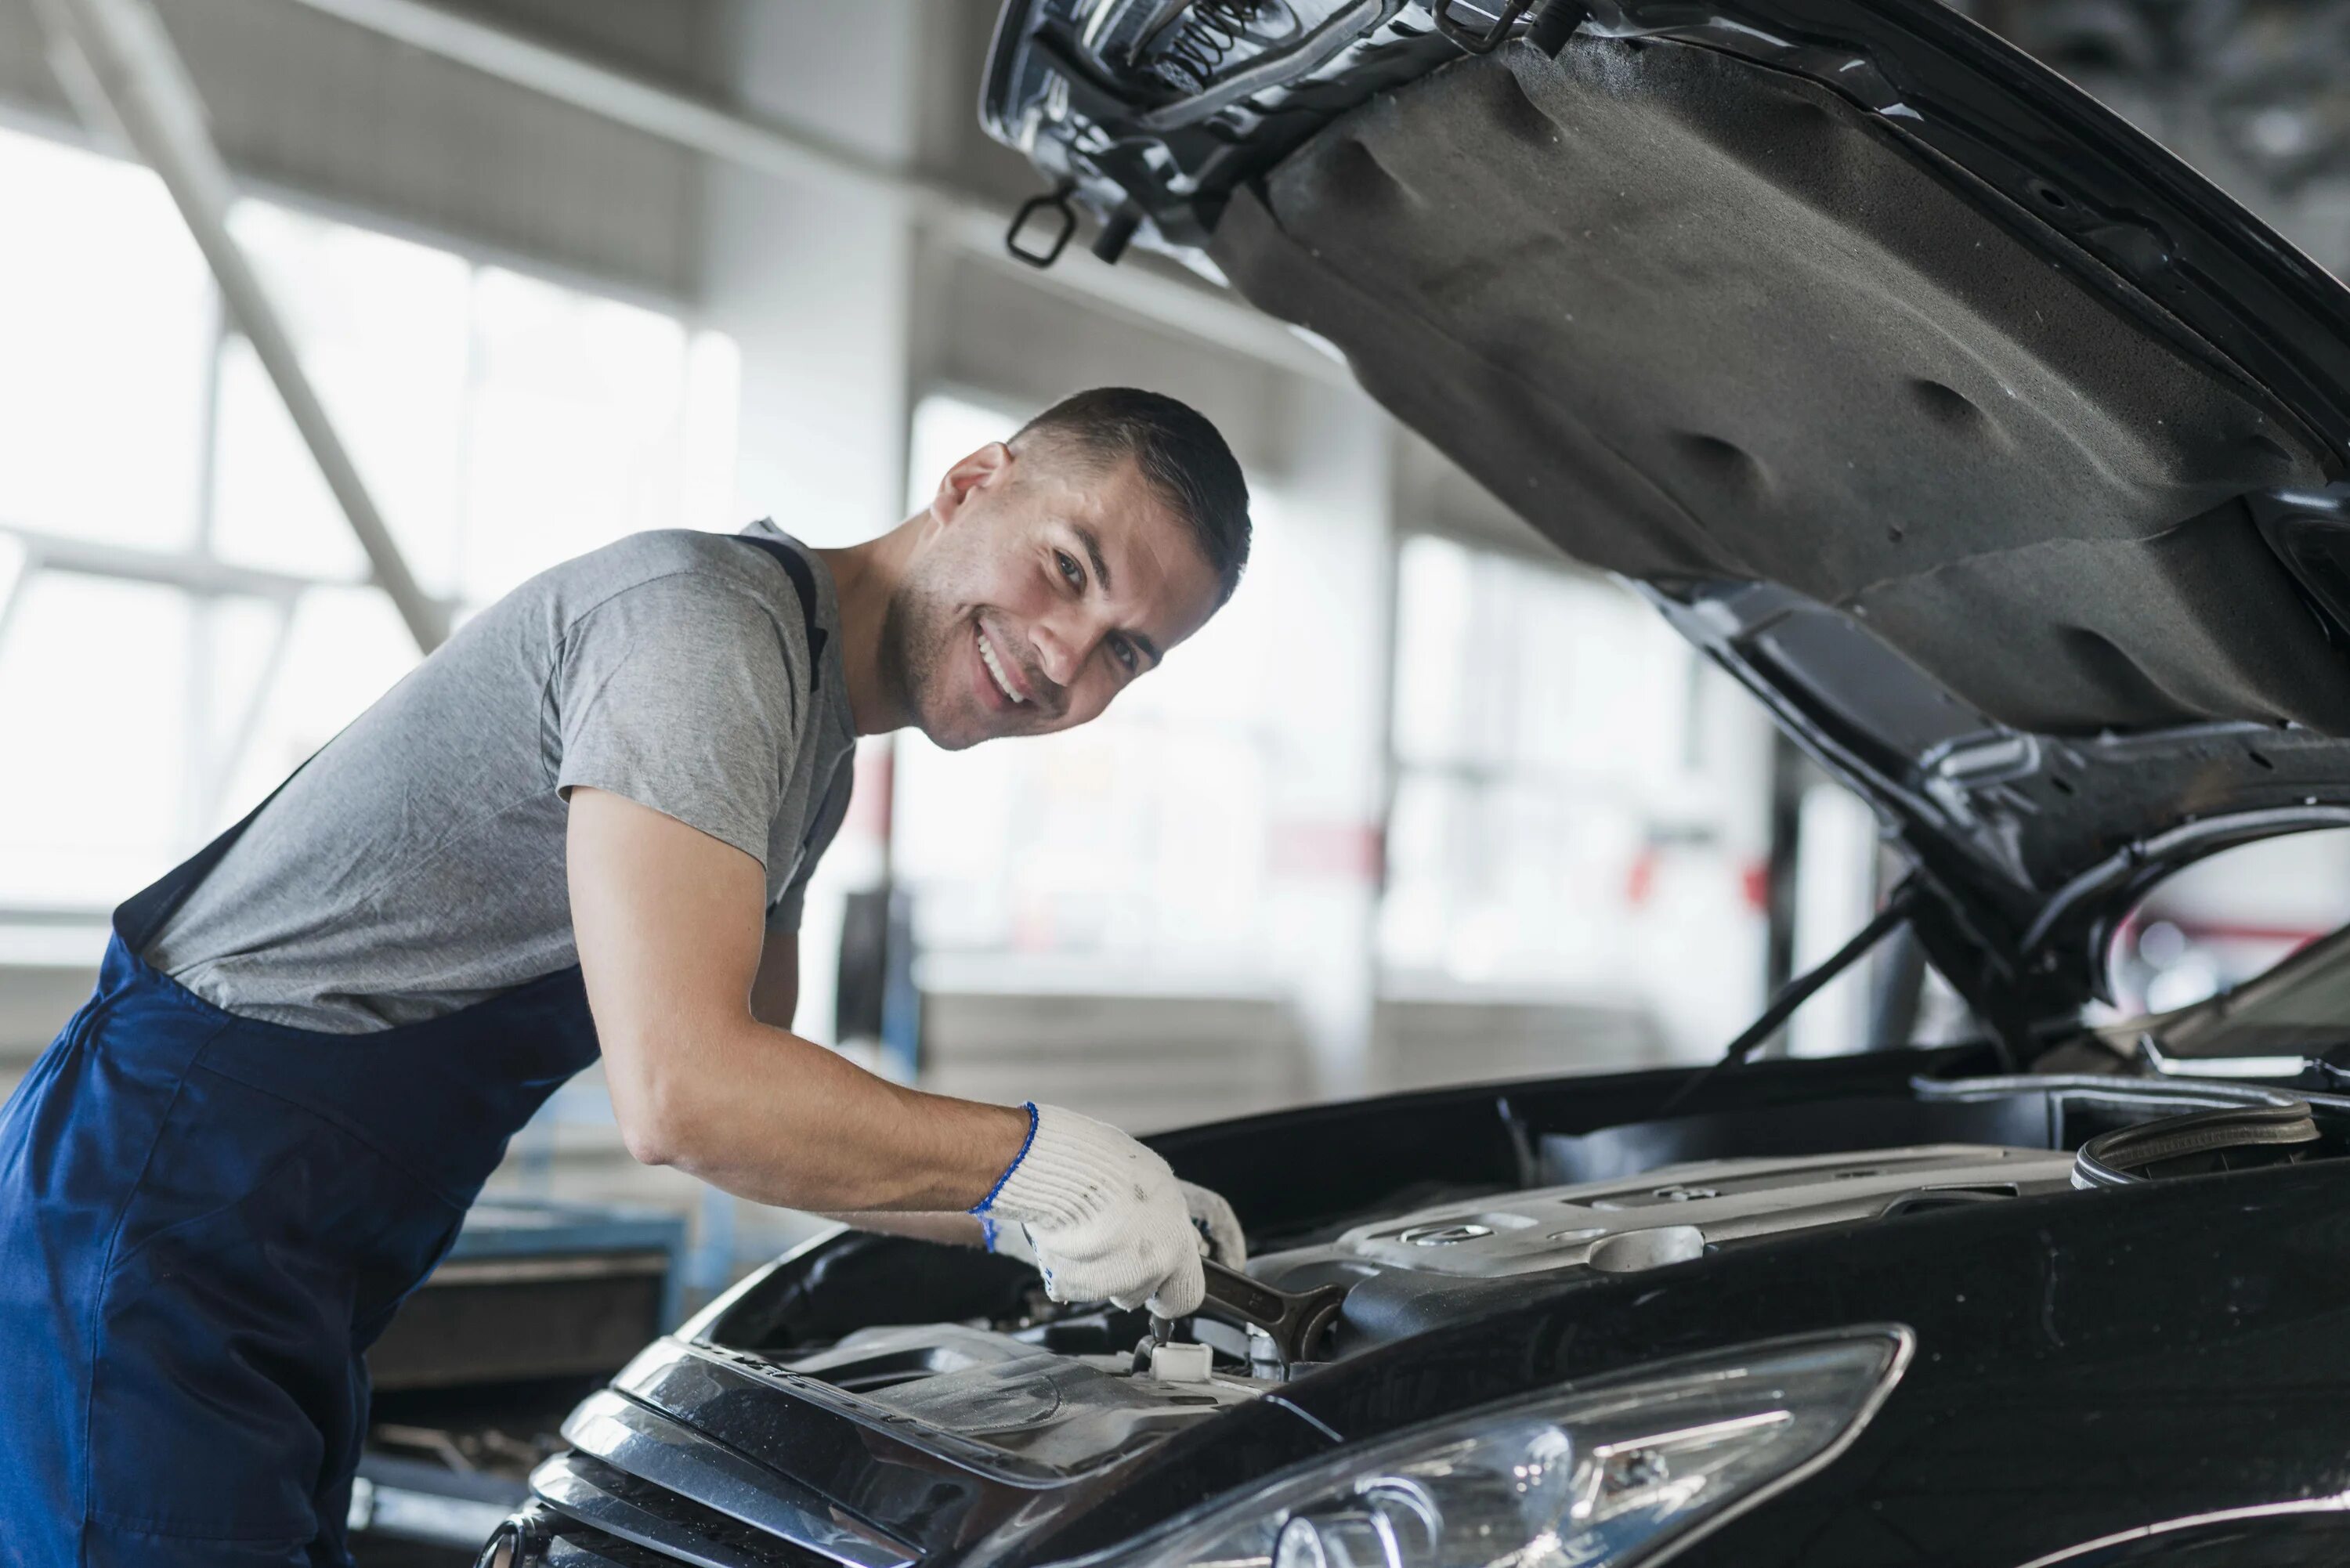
[930,441,1014,529]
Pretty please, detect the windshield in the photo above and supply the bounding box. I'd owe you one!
[2146,923,2350,1060]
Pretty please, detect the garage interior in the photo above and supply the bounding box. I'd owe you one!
[2,0,2349,1559]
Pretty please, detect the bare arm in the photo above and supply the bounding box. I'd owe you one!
[751,936,987,1245]
[749,945,989,1244]
[818,1212,992,1248]
[566,786,1028,1210]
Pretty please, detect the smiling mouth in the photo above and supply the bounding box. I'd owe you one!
[977,624,1028,706]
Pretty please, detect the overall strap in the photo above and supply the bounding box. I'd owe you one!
[732,530,852,908]
[733,531,828,688]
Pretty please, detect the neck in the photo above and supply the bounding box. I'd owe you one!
[816,515,927,736]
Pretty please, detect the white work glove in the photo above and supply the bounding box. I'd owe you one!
[984,1177,1245,1277]
[971,1102,1246,1317]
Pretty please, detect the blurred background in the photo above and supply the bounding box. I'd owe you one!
[5,0,2350,1386]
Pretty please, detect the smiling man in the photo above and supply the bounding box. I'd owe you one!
[0,387,1249,1567]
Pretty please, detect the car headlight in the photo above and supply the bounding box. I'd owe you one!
[1079,1328,1911,1568]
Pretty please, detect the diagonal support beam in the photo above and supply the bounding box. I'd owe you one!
[0,534,31,660]
[34,0,449,652]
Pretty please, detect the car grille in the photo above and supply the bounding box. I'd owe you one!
[497,1385,920,1568]
[489,1501,680,1566]
[528,1451,841,1567]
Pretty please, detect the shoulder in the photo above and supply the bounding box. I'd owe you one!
[536,534,825,719]
[564,529,780,598]
[544,532,797,639]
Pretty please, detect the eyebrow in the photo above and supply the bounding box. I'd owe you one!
[1073,522,1162,667]
[1075,523,1114,596]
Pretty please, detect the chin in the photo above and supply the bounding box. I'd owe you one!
[911,700,992,753]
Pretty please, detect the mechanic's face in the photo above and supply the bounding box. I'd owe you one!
[883,439,1224,751]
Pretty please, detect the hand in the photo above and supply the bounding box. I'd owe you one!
[1177,1180,1246,1270]
[971,1104,1246,1316]
[987,1178,1247,1274]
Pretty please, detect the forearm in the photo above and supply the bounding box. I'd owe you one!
[564,789,1025,1213]
[816,1210,991,1248]
[614,1013,1029,1212]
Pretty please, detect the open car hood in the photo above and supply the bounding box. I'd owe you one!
[985,0,2350,1041]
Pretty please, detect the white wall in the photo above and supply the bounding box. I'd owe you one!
[702,0,920,546]
[1258,381,1395,1097]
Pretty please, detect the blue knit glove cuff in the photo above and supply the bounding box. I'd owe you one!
[971,1101,1041,1254]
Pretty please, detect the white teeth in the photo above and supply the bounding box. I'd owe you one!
[978,628,1025,703]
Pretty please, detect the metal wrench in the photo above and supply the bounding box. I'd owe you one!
[1186,1258,1347,1367]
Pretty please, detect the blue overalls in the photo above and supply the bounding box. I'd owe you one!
[0,532,824,1566]
[0,811,598,1566]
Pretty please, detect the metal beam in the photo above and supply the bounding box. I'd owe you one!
[0,906,114,927]
[278,0,1350,387]
[34,0,450,651]
[938,205,1351,386]
[0,522,339,602]
[0,535,29,659]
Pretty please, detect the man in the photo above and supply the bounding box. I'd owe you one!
[0,387,1252,1566]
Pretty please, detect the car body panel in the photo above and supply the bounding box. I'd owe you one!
[1019,1159,2350,1568]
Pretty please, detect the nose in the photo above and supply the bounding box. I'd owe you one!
[1030,602,1106,692]
[1030,617,1083,689]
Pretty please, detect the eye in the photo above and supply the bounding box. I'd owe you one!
[1054,549,1085,590]
[1110,635,1139,674]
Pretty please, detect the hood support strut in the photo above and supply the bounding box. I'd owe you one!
[1663,881,1977,1115]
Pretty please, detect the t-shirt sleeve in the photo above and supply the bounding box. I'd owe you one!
[554,574,801,865]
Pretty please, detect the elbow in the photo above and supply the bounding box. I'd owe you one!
[607,1044,699,1170]
[618,1107,683,1169]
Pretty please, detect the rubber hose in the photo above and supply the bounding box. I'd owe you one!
[2072,1099,2319,1190]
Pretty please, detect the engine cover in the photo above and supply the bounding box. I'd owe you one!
[1329,1144,2076,1279]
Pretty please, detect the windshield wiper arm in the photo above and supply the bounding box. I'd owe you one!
[1659,880,1926,1117]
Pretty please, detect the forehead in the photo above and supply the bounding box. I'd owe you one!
[1018,446,1225,647]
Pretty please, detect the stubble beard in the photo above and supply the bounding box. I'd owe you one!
[879,576,975,750]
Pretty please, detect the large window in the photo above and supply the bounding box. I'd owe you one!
[0,125,738,938]
[1378,535,1773,1053]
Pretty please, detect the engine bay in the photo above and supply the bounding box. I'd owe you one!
[675,1072,2347,1482]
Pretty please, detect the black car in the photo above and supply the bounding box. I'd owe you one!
[483,2,2350,1564]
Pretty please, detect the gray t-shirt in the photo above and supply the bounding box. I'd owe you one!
[145,521,856,1034]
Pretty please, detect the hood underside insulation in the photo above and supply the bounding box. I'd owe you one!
[1211,34,2350,735]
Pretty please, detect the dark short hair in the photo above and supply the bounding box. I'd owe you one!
[1014,387,1251,605]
